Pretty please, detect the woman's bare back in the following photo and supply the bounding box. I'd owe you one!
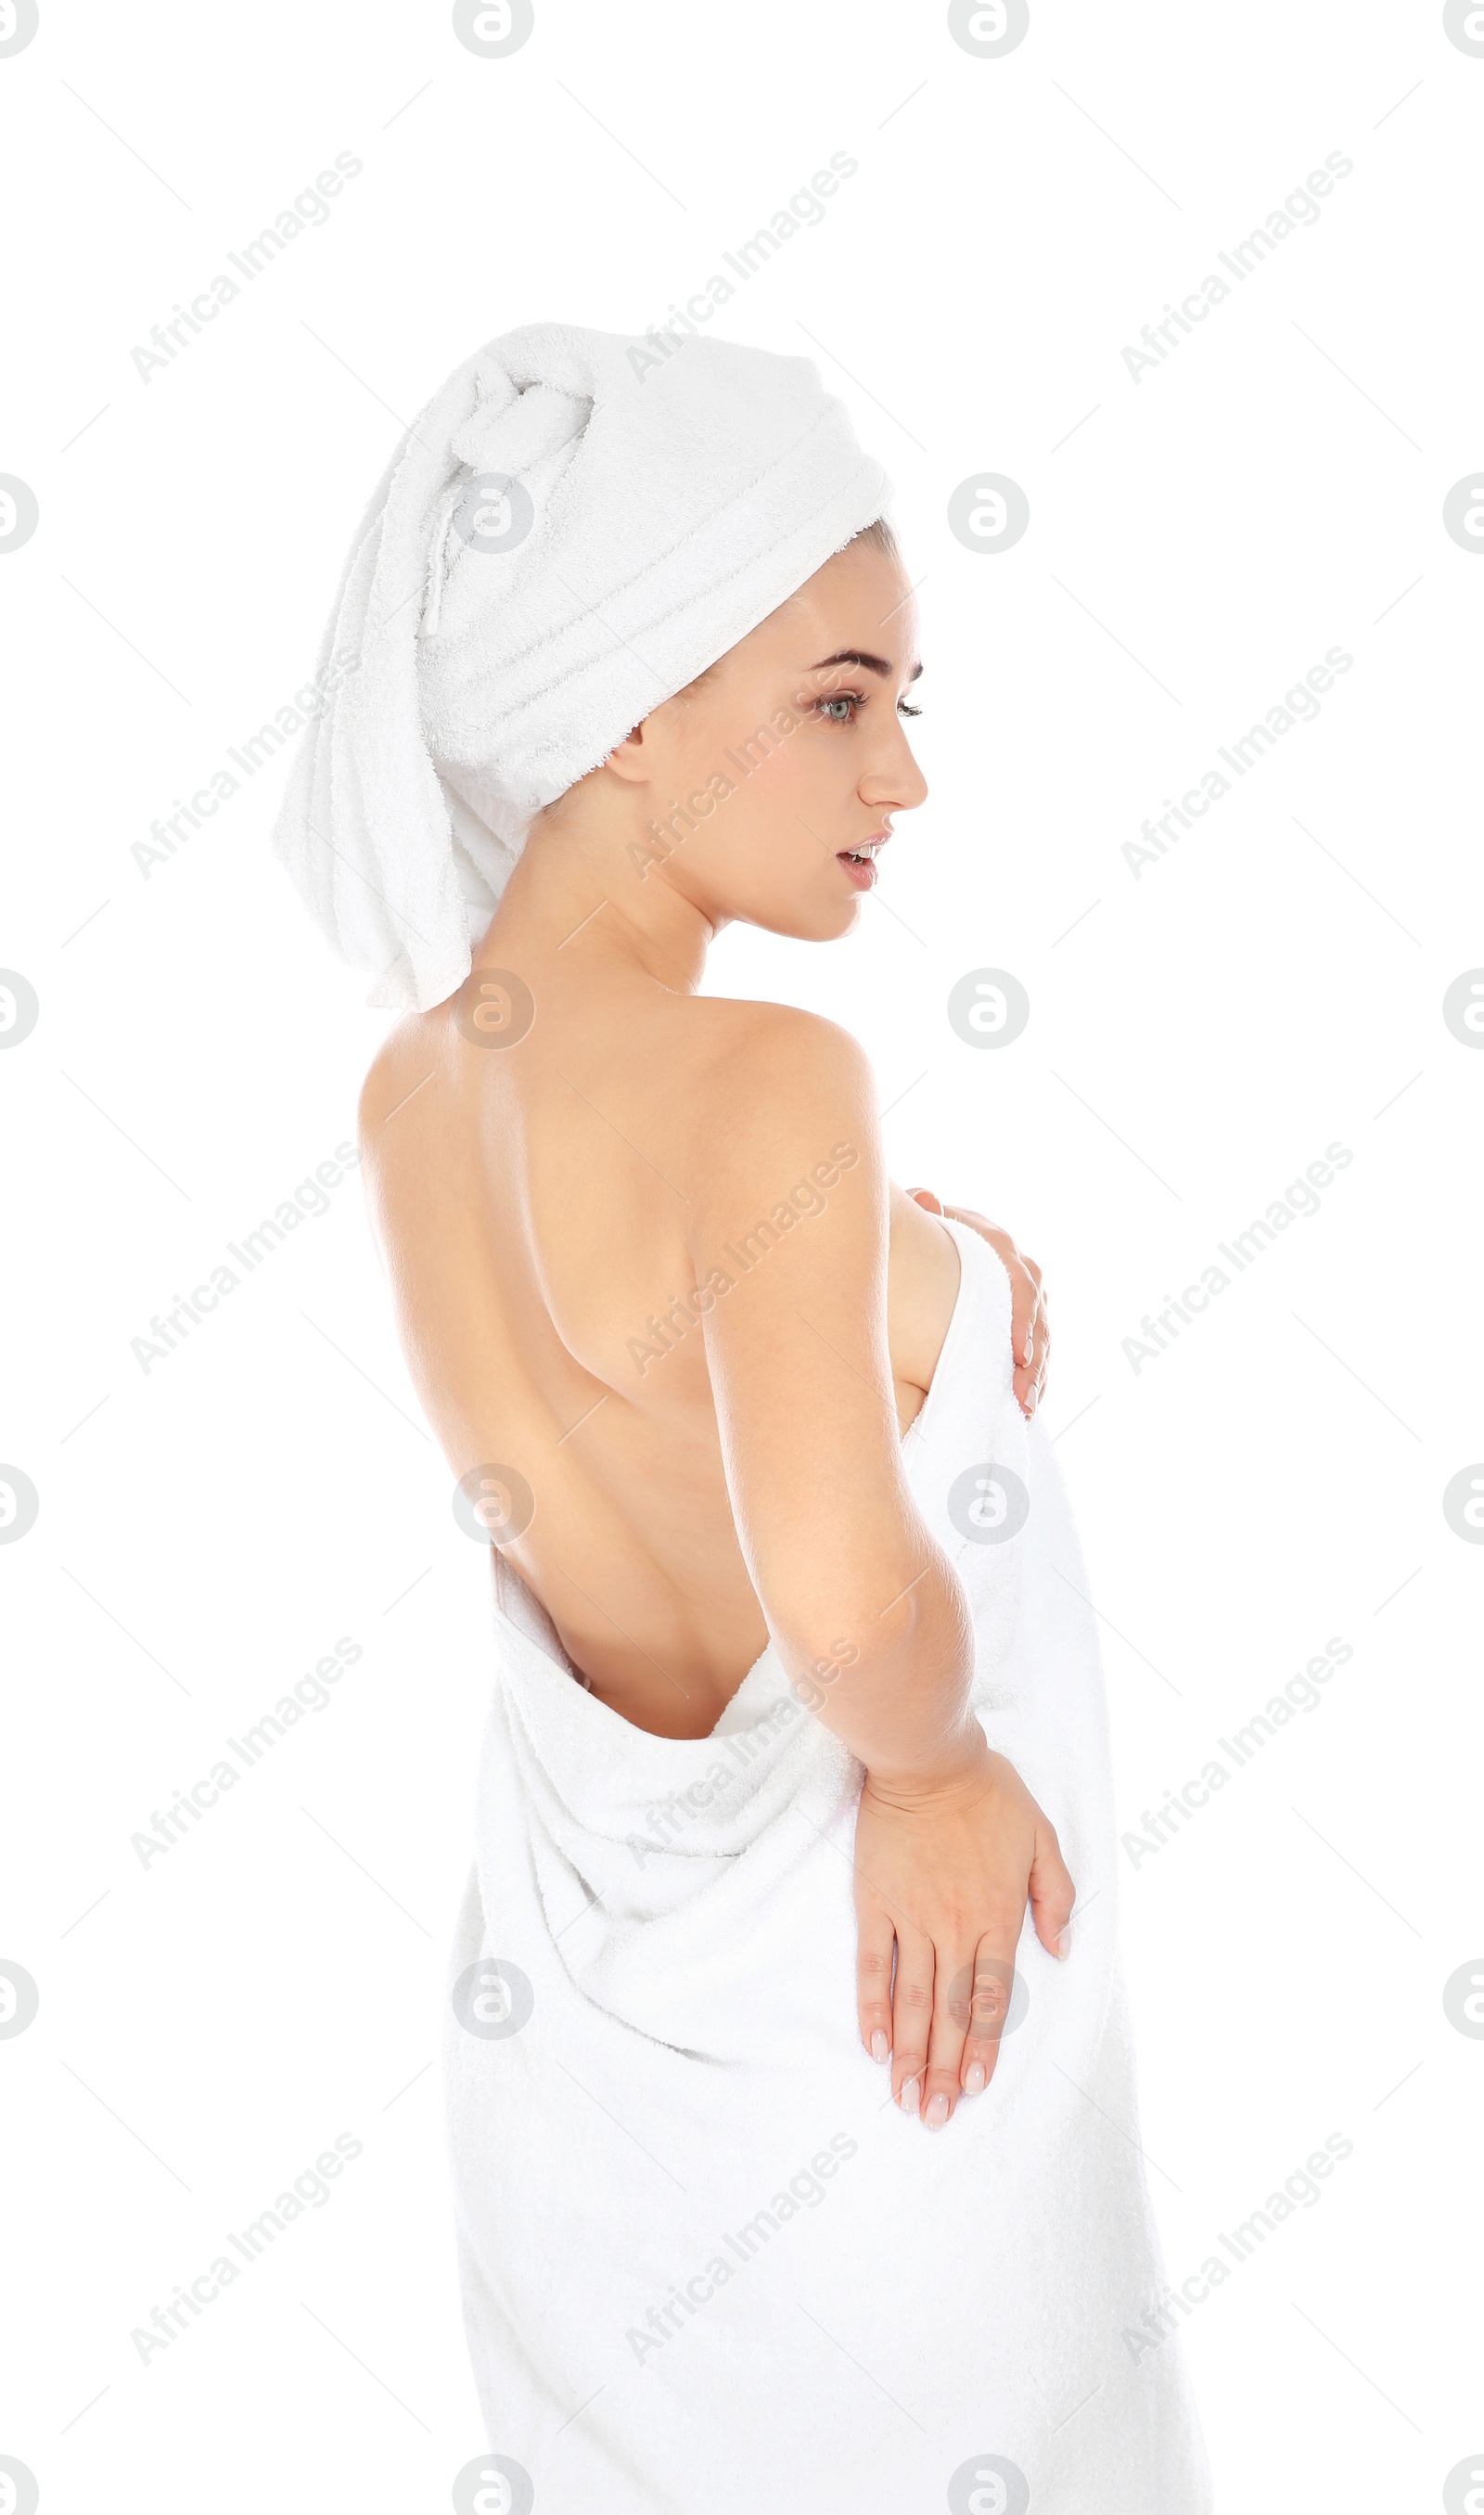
[358,938,960,1740]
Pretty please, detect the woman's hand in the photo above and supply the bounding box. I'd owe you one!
[852,1735,1075,2128]
[907,1188,1049,1420]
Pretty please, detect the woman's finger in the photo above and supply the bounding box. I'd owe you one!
[958,1923,1025,2098]
[889,1927,936,2115]
[1028,1819,1076,1961]
[855,1903,897,2064]
[941,1207,1043,1404]
[1009,1258,1038,1370]
[919,1942,979,2129]
[1013,1285,1050,1416]
[914,1196,1051,1416]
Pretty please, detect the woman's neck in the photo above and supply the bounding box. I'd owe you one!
[487,795,722,996]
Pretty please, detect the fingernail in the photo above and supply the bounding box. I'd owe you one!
[964,2060,987,2095]
[871,2028,889,2063]
[924,2092,950,2130]
[1056,1927,1072,1959]
[1023,1332,1034,1363]
[899,2076,920,2115]
[1025,1383,1039,1416]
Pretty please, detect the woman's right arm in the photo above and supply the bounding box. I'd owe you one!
[689,1008,1074,2128]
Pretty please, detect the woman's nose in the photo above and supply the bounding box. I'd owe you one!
[863,725,928,815]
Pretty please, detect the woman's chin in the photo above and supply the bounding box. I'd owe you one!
[782,900,863,943]
[726,875,865,943]
[822,892,866,941]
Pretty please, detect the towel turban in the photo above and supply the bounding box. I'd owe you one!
[272,321,892,1012]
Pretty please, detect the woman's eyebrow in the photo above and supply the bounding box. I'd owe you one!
[808,650,924,680]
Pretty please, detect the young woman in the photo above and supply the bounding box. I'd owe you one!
[276,323,1210,2514]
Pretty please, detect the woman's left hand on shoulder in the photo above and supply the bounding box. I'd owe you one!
[908,1188,1049,1420]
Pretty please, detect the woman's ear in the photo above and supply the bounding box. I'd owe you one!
[603,718,654,787]
[605,683,695,788]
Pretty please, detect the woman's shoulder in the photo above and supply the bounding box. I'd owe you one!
[662,996,880,1212]
[353,986,878,1211]
[356,1007,443,1152]
[673,994,873,1097]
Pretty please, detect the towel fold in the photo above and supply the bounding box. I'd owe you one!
[272,321,891,1011]
[445,1221,1214,2510]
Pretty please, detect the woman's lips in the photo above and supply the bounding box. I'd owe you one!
[837,834,889,891]
[838,853,877,891]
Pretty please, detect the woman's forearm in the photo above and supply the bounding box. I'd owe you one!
[774,1546,981,1792]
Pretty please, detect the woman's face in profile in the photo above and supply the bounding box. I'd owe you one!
[627,537,928,943]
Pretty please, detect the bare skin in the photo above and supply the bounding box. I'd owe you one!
[359,533,1072,2128]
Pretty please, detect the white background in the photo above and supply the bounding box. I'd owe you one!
[2,1,1481,2508]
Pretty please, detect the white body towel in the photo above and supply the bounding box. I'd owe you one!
[444,1219,1213,2512]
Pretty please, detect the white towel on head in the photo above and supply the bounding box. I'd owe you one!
[272,321,892,1012]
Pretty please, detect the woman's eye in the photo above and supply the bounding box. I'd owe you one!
[819,694,860,722]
